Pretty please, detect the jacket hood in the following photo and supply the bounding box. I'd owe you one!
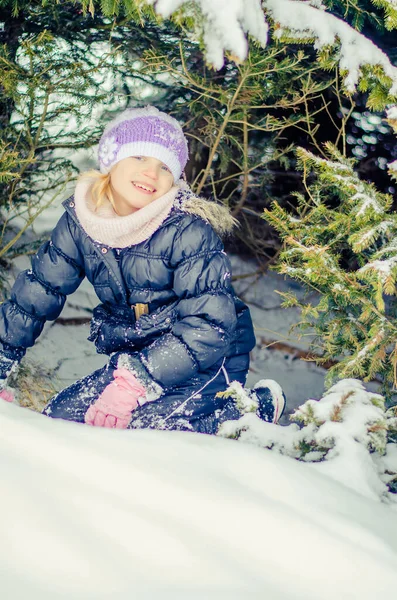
[175,182,238,236]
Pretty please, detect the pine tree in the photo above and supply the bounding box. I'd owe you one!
[265,113,397,397]
[218,378,397,497]
[1,0,396,268]
[0,1,163,281]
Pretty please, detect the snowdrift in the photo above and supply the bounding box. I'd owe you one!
[1,401,397,599]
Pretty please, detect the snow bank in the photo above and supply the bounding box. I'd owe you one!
[219,379,397,502]
[1,401,397,599]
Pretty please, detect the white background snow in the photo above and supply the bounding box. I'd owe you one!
[1,398,397,600]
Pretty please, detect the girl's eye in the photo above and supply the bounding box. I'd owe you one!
[134,156,144,161]
[161,165,171,173]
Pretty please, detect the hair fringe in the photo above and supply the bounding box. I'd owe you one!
[78,170,116,211]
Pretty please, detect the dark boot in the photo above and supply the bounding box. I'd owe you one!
[253,380,286,424]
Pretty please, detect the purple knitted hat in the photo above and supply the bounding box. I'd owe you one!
[98,106,189,181]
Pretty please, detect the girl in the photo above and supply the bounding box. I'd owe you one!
[0,106,285,433]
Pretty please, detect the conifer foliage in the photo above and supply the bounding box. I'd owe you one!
[0,2,122,273]
[265,115,397,396]
[218,378,397,498]
[1,1,396,270]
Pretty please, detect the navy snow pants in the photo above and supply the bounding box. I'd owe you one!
[42,353,249,434]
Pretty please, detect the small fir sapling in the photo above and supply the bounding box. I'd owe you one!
[264,136,397,399]
[218,378,397,498]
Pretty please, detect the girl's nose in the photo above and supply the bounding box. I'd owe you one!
[143,163,159,180]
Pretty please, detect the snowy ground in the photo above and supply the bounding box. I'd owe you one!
[2,399,397,600]
[2,204,397,599]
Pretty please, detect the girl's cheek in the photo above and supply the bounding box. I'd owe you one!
[165,174,174,187]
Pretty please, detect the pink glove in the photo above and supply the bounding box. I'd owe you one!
[0,388,14,403]
[85,368,146,429]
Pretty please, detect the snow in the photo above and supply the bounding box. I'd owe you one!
[219,378,397,502]
[387,105,397,120]
[359,256,397,278]
[353,191,383,216]
[357,220,394,244]
[267,0,397,93]
[151,0,268,69]
[1,399,397,600]
[150,0,397,94]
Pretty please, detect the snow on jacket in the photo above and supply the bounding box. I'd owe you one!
[0,188,256,389]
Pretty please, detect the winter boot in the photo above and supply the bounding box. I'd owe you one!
[253,379,286,424]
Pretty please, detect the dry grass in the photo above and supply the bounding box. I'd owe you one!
[9,361,59,413]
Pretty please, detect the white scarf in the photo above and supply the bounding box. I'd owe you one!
[73,177,178,248]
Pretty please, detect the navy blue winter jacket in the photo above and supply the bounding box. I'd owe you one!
[0,192,256,389]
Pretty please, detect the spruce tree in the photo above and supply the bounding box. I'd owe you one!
[0,1,163,276]
[265,119,397,398]
[1,0,396,268]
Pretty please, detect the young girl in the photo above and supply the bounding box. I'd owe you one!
[0,106,285,433]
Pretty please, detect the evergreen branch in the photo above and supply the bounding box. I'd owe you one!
[196,70,249,194]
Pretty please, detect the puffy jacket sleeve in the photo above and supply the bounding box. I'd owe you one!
[139,215,237,388]
[0,212,85,361]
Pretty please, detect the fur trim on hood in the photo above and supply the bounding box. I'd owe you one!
[175,182,238,236]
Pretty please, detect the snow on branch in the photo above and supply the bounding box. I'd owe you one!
[387,106,397,174]
[150,0,397,94]
[218,379,397,501]
[387,106,397,120]
[266,0,397,94]
[151,0,268,68]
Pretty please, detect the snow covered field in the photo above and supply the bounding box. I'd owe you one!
[1,398,397,600]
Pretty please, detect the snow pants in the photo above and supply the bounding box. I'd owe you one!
[42,352,249,434]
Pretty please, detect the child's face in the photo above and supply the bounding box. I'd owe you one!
[110,156,174,215]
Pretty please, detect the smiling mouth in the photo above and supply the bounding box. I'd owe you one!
[132,182,156,193]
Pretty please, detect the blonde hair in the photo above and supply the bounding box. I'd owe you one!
[78,170,116,211]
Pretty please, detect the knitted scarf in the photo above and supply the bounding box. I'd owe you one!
[73,177,178,248]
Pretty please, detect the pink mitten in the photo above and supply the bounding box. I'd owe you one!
[0,388,14,403]
[85,368,146,429]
